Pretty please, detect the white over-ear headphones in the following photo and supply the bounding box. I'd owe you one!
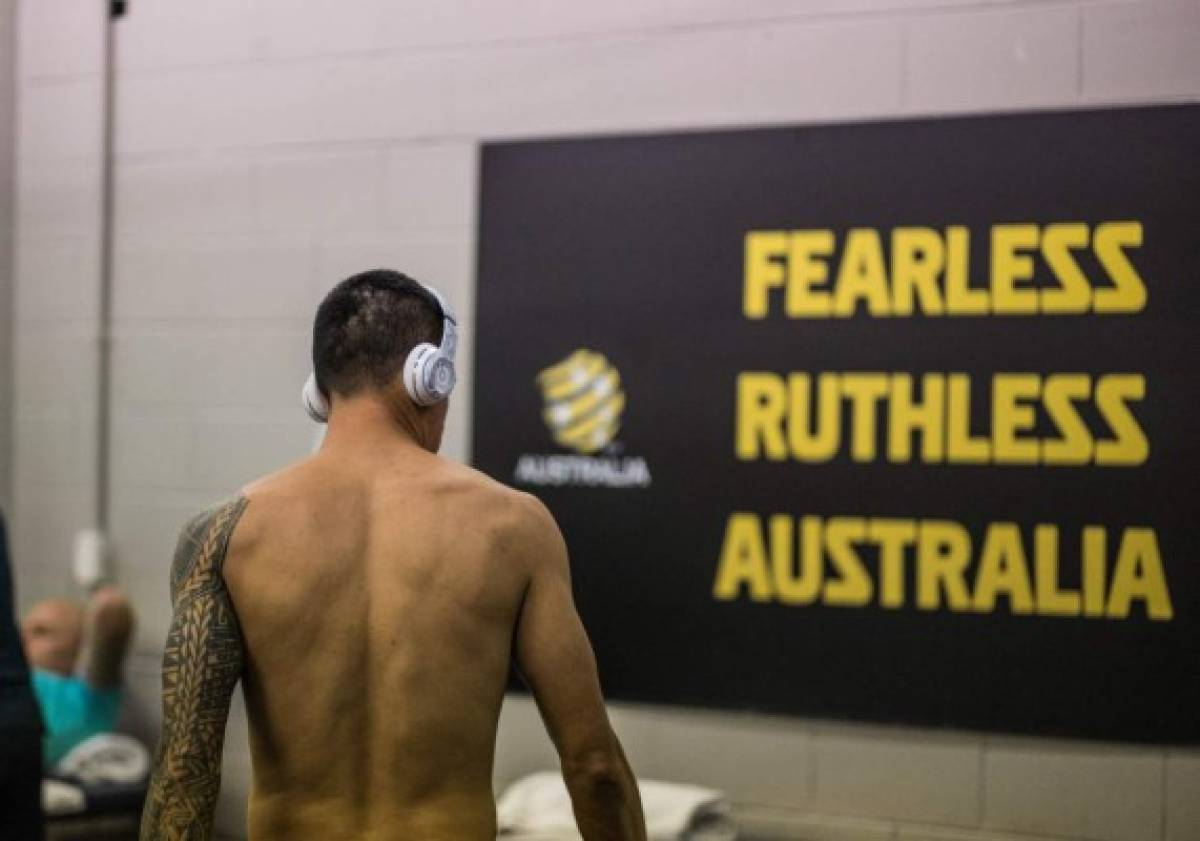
[301,282,458,424]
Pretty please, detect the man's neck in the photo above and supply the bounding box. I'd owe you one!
[319,393,437,458]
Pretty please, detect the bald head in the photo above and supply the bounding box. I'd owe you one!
[22,599,84,675]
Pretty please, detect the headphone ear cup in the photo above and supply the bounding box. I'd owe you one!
[405,344,456,406]
[404,343,437,406]
[301,373,330,423]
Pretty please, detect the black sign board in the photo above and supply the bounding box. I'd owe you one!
[473,105,1200,743]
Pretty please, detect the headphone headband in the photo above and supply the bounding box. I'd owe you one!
[301,280,458,423]
[421,284,458,364]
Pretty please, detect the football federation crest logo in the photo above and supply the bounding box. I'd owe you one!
[536,350,625,455]
[512,348,651,489]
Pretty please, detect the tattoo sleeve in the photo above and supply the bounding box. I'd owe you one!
[141,496,249,841]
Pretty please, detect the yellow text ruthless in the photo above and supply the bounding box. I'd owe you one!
[736,372,1146,466]
[712,514,1172,621]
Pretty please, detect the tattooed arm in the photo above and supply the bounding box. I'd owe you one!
[141,497,249,841]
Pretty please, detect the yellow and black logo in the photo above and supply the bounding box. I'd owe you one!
[536,349,626,454]
[515,349,649,488]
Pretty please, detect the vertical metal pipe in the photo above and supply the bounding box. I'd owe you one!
[96,3,122,531]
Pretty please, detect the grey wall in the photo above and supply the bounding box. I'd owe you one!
[9,2,1200,841]
[0,0,15,514]
[11,0,105,603]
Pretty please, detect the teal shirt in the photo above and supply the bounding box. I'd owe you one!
[31,668,122,768]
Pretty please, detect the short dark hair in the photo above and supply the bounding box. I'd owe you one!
[312,269,443,397]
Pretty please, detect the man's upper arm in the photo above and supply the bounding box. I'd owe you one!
[82,587,135,689]
[141,496,249,841]
[512,495,614,764]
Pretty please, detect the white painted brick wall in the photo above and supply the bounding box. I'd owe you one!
[1082,0,1200,101]
[813,724,982,827]
[9,2,1199,840]
[19,77,104,160]
[640,706,812,808]
[113,232,315,322]
[18,162,103,238]
[253,149,386,233]
[383,142,476,230]
[741,19,905,124]
[982,740,1166,841]
[0,0,15,513]
[118,159,255,236]
[120,0,255,72]
[906,6,1080,112]
[15,238,100,321]
[11,0,106,607]
[1166,752,1200,841]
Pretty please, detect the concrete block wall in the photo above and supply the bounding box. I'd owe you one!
[10,0,105,603]
[9,1,1199,840]
[0,0,14,514]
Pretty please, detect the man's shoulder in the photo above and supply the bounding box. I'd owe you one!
[172,495,251,587]
[434,461,560,545]
[174,496,250,559]
[437,458,513,498]
[240,457,315,501]
[232,458,328,537]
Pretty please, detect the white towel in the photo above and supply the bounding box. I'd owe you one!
[55,732,150,785]
[497,771,737,841]
[42,779,86,816]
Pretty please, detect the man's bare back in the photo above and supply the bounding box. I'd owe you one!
[229,446,535,839]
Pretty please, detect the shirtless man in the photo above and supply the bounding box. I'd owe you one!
[22,587,135,768]
[140,270,645,840]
